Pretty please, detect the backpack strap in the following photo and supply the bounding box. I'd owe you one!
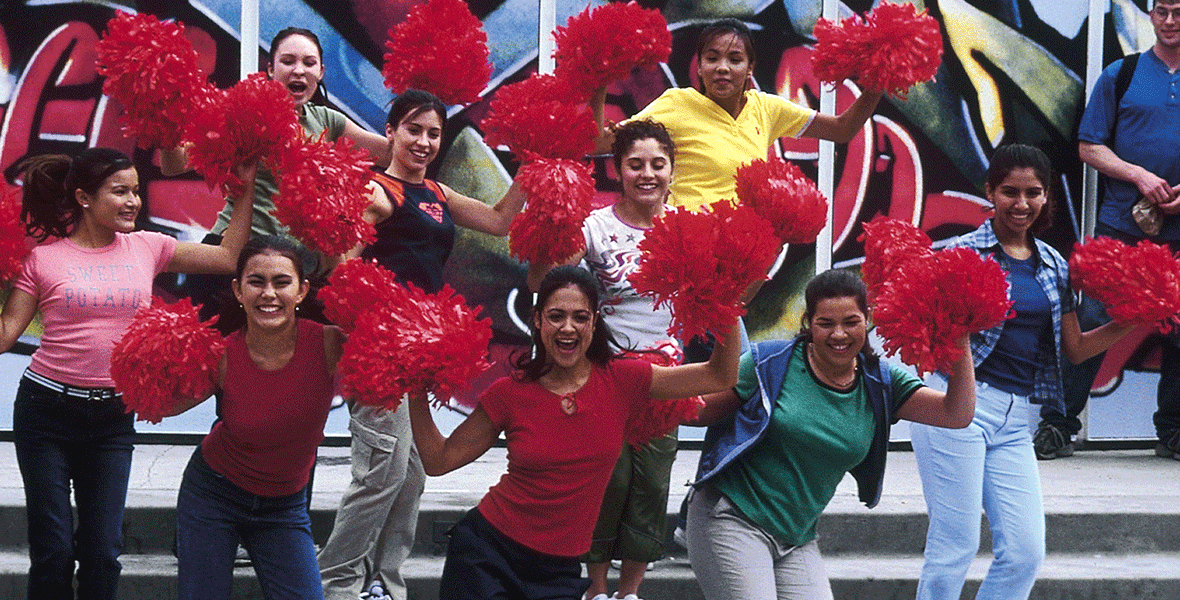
[1114,52,1140,105]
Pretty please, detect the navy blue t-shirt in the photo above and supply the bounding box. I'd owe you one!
[976,253,1051,396]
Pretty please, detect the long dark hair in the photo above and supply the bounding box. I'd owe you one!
[798,268,877,358]
[513,266,621,382]
[985,143,1055,235]
[269,27,328,105]
[215,235,313,334]
[695,18,756,94]
[386,89,447,131]
[17,148,134,242]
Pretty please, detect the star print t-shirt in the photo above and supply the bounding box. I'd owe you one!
[581,205,673,350]
[14,231,177,388]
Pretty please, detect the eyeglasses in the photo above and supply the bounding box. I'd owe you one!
[1152,6,1180,21]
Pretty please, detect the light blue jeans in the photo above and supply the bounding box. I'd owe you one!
[910,377,1045,600]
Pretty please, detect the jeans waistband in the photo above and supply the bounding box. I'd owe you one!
[23,369,122,401]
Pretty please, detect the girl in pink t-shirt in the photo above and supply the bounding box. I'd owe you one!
[0,148,255,599]
[407,266,746,600]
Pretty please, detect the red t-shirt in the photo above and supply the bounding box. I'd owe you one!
[201,319,334,497]
[476,359,653,557]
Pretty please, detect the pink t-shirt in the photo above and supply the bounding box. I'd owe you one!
[476,359,652,557]
[14,232,177,388]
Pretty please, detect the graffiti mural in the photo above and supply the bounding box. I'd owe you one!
[0,0,1164,410]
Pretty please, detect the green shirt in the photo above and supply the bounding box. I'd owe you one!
[211,104,348,238]
[712,350,922,545]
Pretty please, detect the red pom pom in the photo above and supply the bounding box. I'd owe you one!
[338,283,493,410]
[320,258,401,333]
[1070,237,1180,333]
[734,158,829,244]
[857,215,933,298]
[271,133,375,255]
[811,2,943,98]
[95,11,209,148]
[629,201,780,343]
[508,158,594,265]
[480,73,598,161]
[874,247,1013,375]
[110,297,225,424]
[382,0,492,105]
[184,73,300,196]
[0,187,30,284]
[552,1,671,100]
[620,341,704,447]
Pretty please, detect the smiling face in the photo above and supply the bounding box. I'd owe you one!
[619,137,672,210]
[232,250,309,332]
[806,296,867,370]
[387,109,443,181]
[1153,1,1180,49]
[77,167,140,235]
[986,167,1047,242]
[697,32,753,106]
[534,284,596,372]
[268,33,324,106]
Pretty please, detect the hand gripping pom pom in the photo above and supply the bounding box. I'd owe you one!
[811,2,943,98]
[382,0,493,105]
[873,248,1013,376]
[552,1,672,100]
[734,158,828,245]
[95,11,210,149]
[628,201,780,344]
[508,158,594,265]
[620,342,705,448]
[338,283,493,411]
[480,73,598,161]
[857,215,933,298]
[183,73,300,196]
[110,297,225,424]
[0,188,30,284]
[1070,237,1180,333]
[272,134,375,255]
[320,258,401,334]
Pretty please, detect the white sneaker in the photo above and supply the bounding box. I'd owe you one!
[588,594,610,600]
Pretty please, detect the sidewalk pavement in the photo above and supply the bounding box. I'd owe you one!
[0,441,1174,516]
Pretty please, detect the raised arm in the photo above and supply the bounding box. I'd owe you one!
[407,395,500,476]
[895,337,976,428]
[0,287,38,355]
[445,180,526,237]
[801,88,884,144]
[158,145,190,176]
[1060,309,1139,364]
[342,120,392,168]
[648,318,743,400]
[166,162,258,274]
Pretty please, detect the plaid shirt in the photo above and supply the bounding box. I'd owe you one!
[952,221,1075,409]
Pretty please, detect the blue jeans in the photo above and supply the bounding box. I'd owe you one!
[176,447,323,600]
[12,374,134,600]
[1045,222,1180,440]
[911,378,1045,600]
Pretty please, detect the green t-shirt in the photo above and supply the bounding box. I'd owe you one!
[212,103,348,238]
[711,349,923,546]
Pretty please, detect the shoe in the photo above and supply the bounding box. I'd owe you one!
[1033,423,1074,460]
[367,580,386,599]
[587,595,609,600]
[614,595,642,600]
[234,544,251,566]
[1155,431,1180,460]
[672,525,687,549]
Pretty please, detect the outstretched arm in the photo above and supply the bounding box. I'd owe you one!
[445,180,526,237]
[408,396,500,476]
[801,89,884,144]
[1060,310,1138,364]
[648,319,743,400]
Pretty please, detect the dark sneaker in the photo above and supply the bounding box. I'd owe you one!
[1155,431,1180,460]
[1033,423,1074,460]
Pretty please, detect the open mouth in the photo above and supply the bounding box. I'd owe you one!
[554,338,579,352]
[287,81,308,95]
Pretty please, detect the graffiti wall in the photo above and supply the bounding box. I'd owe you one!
[0,0,1164,414]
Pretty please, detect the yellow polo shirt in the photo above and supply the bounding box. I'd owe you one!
[633,88,815,211]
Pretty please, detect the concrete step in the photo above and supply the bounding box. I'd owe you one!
[1,551,1177,600]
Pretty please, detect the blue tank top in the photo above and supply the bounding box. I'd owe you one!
[361,172,455,293]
